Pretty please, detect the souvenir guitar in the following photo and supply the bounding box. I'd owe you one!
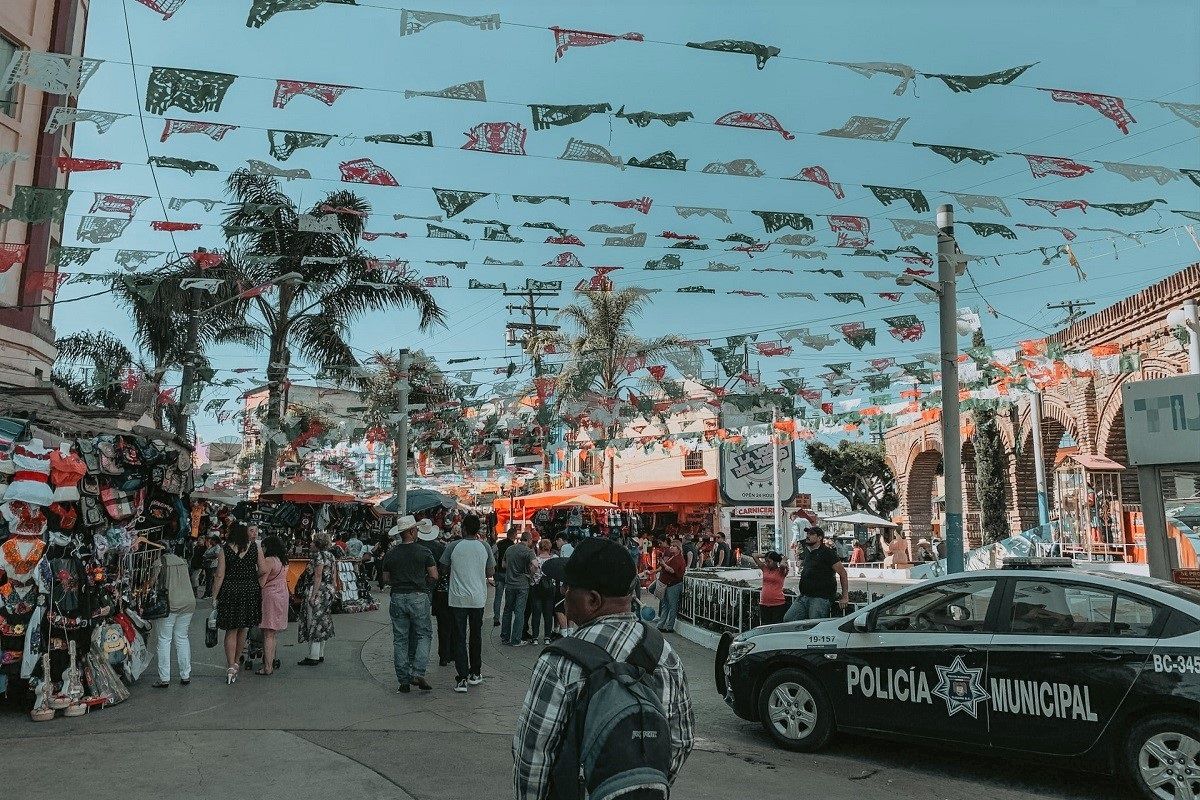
[62,640,86,716]
[31,652,55,721]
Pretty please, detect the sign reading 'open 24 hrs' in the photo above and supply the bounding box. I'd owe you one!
[719,441,800,505]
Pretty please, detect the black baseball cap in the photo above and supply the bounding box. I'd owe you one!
[542,537,636,598]
[803,526,824,537]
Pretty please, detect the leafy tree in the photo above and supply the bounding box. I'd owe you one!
[220,169,444,490]
[805,440,899,516]
[544,287,698,490]
[972,410,1010,542]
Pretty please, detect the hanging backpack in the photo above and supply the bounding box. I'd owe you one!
[544,623,673,800]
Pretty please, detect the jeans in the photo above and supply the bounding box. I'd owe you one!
[500,582,529,645]
[784,595,832,622]
[432,589,455,663]
[452,606,483,679]
[529,588,555,639]
[156,611,193,682]
[492,573,506,622]
[390,592,432,684]
[658,582,682,631]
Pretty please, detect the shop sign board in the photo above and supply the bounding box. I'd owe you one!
[1122,375,1200,466]
[719,440,799,505]
[1171,569,1200,592]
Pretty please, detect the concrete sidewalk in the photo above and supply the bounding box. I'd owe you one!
[1,593,1124,800]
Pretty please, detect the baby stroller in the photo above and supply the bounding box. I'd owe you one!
[242,627,279,671]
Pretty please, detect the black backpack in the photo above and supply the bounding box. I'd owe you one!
[545,623,673,800]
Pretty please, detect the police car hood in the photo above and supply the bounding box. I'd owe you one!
[743,618,826,639]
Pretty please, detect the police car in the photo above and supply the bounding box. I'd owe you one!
[715,560,1200,800]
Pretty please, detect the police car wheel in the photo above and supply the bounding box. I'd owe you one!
[1125,714,1200,800]
[757,668,833,752]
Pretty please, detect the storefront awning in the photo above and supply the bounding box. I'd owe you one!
[258,479,356,504]
[496,476,718,516]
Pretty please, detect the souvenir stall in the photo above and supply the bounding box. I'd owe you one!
[0,389,194,721]
[256,480,376,613]
[1054,454,1129,560]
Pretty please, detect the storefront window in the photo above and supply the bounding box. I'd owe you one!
[0,35,18,117]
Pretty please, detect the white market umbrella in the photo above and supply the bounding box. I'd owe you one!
[822,511,900,528]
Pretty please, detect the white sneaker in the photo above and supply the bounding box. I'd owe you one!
[467,674,483,686]
[454,678,468,693]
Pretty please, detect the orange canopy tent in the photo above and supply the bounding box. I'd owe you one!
[493,476,717,531]
[554,494,618,508]
[258,479,356,504]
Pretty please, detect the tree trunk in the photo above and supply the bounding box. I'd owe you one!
[259,336,287,491]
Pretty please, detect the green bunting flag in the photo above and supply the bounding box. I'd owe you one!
[678,285,715,293]
[824,362,852,376]
[827,292,865,306]
[76,216,130,244]
[0,186,71,223]
[268,129,334,161]
[1157,101,1200,128]
[835,323,876,350]
[752,211,813,233]
[901,362,934,382]
[589,223,634,234]
[119,274,163,303]
[1171,210,1200,223]
[51,246,97,268]
[703,159,765,177]
[912,142,1001,165]
[703,262,740,272]
[1100,161,1181,185]
[863,374,893,392]
[246,0,356,28]
[950,192,1011,217]
[149,155,218,174]
[626,150,687,170]
[922,63,1036,92]
[405,80,486,102]
[883,315,927,342]
[559,138,625,169]
[820,115,908,141]
[514,194,570,205]
[709,346,746,377]
[114,250,166,271]
[616,105,694,127]
[365,131,433,147]
[726,334,759,347]
[800,334,837,350]
[427,223,468,240]
[433,188,490,218]
[961,221,1018,239]
[645,254,683,270]
[830,61,916,95]
[865,185,930,213]
[685,39,780,70]
[145,67,237,114]
[523,221,568,236]
[529,102,612,129]
[1092,199,1164,216]
[468,279,506,290]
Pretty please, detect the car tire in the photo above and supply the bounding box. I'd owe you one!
[757,668,833,752]
[1123,713,1200,800]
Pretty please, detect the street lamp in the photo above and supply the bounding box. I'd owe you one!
[897,205,966,573]
[176,271,304,439]
[1166,299,1200,375]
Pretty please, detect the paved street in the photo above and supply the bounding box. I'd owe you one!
[3,594,1127,799]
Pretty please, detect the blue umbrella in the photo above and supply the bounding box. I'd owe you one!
[378,489,456,515]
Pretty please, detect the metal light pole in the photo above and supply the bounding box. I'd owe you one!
[1028,389,1050,526]
[394,348,411,517]
[771,406,783,552]
[175,286,203,439]
[936,204,965,573]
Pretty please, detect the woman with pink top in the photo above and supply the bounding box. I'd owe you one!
[256,534,290,675]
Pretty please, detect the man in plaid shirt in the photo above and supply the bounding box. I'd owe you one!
[512,538,695,800]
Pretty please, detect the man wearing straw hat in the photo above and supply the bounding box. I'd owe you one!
[382,515,437,693]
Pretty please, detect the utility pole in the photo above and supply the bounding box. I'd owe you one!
[394,349,412,516]
[505,288,559,477]
[937,204,965,574]
[1028,389,1050,527]
[175,286,203,440]
[771,406,782,551]
[1047,299,1095,328]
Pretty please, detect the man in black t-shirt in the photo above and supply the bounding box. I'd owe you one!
[493,527,517,626]
[382,517,438,692]
[783,525,849,622]
[712,532,732,567]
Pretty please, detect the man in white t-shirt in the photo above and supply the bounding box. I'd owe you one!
[440,514,495,692]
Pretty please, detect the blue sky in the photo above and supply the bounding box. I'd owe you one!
[57,0,1200,478]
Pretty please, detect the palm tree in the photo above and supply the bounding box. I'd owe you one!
[52,262,256,429]
[221,169,444,490]
[51,331,137,410]
[546,288,698,494]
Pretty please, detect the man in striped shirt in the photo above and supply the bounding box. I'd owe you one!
[512,538,695,800]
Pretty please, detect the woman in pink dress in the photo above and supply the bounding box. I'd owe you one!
[256,535,290,675]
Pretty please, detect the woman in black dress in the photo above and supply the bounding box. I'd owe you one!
[211,523,261,684]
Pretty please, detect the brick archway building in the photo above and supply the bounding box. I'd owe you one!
[885,263,1199,545]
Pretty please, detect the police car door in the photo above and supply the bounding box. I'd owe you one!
[988,577,1158,756]
[845,578,999,744]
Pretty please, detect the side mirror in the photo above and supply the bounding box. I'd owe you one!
[852,612,871,633]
